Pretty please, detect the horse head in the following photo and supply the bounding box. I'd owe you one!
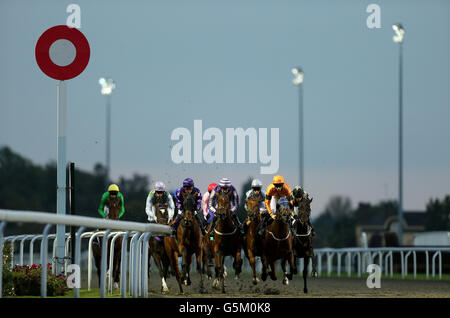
[155,201,169,224]
[296,195,312,224]
[275,203,292,225]
[107,195,121,220]
[216,192,231,221]
[181,192,197,227]
[245,197,260,222]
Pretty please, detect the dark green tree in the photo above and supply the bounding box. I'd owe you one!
[425,196,450,231]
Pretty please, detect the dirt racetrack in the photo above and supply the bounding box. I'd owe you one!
[145,271,450,298]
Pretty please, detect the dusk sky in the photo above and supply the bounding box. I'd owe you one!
[1,0,449,217]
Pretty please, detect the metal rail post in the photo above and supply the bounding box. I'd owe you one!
[141,232,152,298]
[74,226,85,298]
[30,235,43,265]
[121,231,130,298]
[40,224,53,298]
[100,229,111,298]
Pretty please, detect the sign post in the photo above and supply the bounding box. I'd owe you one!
[35,25,90,273]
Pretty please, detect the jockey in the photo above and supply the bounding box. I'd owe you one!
[145,181,175,223]
[171,178,205,235]
[207,178,242,236]
[290,186,315,236]
[244,179,266,231]
[259,175,296,236]
[98,184,125,219]
[202,182,217,225]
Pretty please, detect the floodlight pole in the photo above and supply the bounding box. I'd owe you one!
[105,94,111,186]
[56,80,67,274]
[397,40,404,245]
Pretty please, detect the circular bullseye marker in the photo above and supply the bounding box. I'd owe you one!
[35,25,90,80]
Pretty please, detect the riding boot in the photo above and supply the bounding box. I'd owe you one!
[195,212,206,235]
[171,214,183,235]
[207,215,218,237]
[232,213,244,235]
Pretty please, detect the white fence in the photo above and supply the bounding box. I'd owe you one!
[314,247,450,279]
[0,209,171,298]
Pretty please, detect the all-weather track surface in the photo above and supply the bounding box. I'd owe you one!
[143,272,450,298]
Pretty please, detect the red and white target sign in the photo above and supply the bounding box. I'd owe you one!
[35,25,90,80]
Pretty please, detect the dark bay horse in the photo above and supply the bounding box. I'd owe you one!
[211,192,243,293]
[148,202,171,294]
[261,202,296,285]
[92,195,123,289]
[243,197,263,285]
[290,194,317,293]
[164,192,206,294]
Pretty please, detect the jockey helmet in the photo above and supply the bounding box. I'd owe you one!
[183,178,194,187]
[208,183,217,193]
[108,184,119,192]
[272,175,285,184]
[219,178,231,188]
[154,181,166,192]
[251,179,263,189]
[292,186,304,198]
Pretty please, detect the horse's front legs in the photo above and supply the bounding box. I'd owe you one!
[196,249,206,294]
[181,247,191,286]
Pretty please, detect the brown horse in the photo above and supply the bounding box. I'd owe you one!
[148,202,171,294]
[243,197,263,285]
[210,192,243,293]
[290,194,317,293]
[164,192,206,294]
[92,195,123,289]
[261,201,296,285]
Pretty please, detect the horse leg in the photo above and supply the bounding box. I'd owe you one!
[185,252,193,286]
[248,250,258,285]
[234,247,243,279]
[260,254,268,282]
[212,249,221,289]
[311,249,318,277]
[196,249,206,294]
[303,256,309,293]
[281,258,289,285]
[92,243,102,287]
[168,250,183,295]
[217,250,226,294]
[269,259,277,281]
[181,247,189,286]
[153,251,166,293]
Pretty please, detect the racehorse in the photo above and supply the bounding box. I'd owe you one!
[260,200,296,285]
[92,195,122,289]
[243,197,263,285]
[164,192,206,294]
[148,202,171,294]
[290,194,317,293]
[210,192,243,293]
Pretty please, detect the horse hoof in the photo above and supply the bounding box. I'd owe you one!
[304,288,308,294]
[184,280,188,286]
[283,278,289,285]
[200,287,207,294]
[312,271,318,277]
[212,279,220,288]
[252,279,258,285]
[261,273,267,282]
[234,275,239,280]
[113,282,119,290]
